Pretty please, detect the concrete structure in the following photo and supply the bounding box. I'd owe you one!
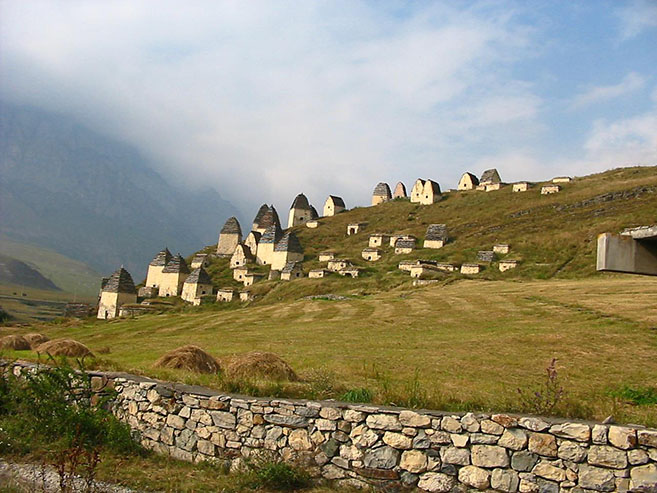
[244,231,261,257]
[256,223,283,266]
[369,233,390,248]
[424,224,448,249]
[461,263,481,274]
[485,183,502,192]
[271,231,304,271]
[362,248,382,261]
[158,255,190,297]
[395,238,416,254]
[398,260,417,272]
[233,266,249,282]
[243,273,264,286]
[239,291,253,302]
[372,182,392,205]
[230,244,254,269]
[457,172,479,191]
[347,223,365,235]
[327,259,351,272]
[253,205,281,235]
[499,260,519,272]
[435,263,458,272]
[420,180,441,205]
[145,248,172,289]
[597,225,657,276]
[306,220,319,229]
[393,181,407,199]
[338,267,360,278]
[319,252,335,262]
[541,184,561,194]
[190,253,210,270]
[323,195,346,216]
[281,262,304,281]
[480,168,502,185]
[410,179,426,203]
[216,217,242,257]
[553,176,572,183]
[181,267,213,305]
[288,193,314,228]
[513,182,530,192]
[493,244,510,255]
[309,269,330,279]
[97,267,137,319]
[216,288,236,302]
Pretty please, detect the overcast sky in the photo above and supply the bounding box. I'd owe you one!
[1,0,656,218]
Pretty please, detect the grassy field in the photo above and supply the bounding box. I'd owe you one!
[4,275,657,426]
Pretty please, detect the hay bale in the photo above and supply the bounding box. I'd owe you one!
[225,351,297,381]
[24,333,50,349]
[0,335,31,350]
[36,339,93,357]
[154,345,220,374]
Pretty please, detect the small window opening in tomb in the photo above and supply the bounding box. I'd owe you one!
[202,290,206,294]
[152,284,156,287]
[300,217,304,221]
[368,256,372,260]
[166,294,170,297]
[296,273,300,277]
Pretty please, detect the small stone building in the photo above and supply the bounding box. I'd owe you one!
[281,262,304,281]
[256,223,282,266]
[513,182,530,192]
[485,183,502,192]
[216,217,243,257]
[420,180,441,205]
[181,267,213,304]
[369,233,390,248]
[145,248,172,289]
[460,263,481,274]
[393,182,407,199]
[253,205,281,235]
[216,288,236,302]
[493,244,510,255]
[319,252,335,262]
[190,253,210,270]
[158,255,190,297]
[480,168,502,185]
[542,184,561,194]
[435,263,458,272]
[243,273,264,287]
[309,269,330,279]
[398,260,417,272]
[244,231,261,257]
[339,267,360,278]
[233,266,249,282]
[327,259,351,272]
[499,259,519,272]
[138,286,157,299]
[323,195,346,216]
[306,220,319,229]
[98,267,137,319]
[423,224,448,249]
[230,244,254,269]
[288,193,314,228]
[552,176,572,183]
[477,251,495,263]
[409,264,440,279]
[271,231,304,271]
[457,172,479,191]
[395,238,416,254]
[347,223,365,235]
[410,179,425,203]
[239,291,253,302]
[371,182,392,206]
[362,248,382,261]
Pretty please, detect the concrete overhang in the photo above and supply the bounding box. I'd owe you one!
[597,224,657,276]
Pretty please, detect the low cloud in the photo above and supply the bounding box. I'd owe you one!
[571,72,646,108]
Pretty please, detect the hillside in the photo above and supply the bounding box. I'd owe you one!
[195,165,657,303]
[0,253,60,291]
[0,103,239,278]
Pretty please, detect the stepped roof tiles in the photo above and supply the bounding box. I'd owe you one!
[102,267,137,294]
[162,254,190,274]
[220,217,242,235]
[425,224,448,241]
[290,193,311,210]
[149,248,172,267]
[373,182,392,197]
[185,267,212,285]
[274,231,303,253]
[260,223,283,244]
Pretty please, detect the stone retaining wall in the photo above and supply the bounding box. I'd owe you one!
[9,362,657,492]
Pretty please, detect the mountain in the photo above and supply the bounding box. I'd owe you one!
[0,103,239,279]
[0,253,60,291]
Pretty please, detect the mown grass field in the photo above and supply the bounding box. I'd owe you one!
[4,275,657,426]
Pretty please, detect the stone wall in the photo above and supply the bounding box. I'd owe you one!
[9,362,657,492]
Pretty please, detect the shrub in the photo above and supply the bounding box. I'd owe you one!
[517,358,565,416]
[243,454,310,491]
[341,387,373,403]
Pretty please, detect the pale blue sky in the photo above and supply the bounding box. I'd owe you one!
[1,0,655,214]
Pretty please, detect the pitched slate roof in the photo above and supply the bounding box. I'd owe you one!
[425,224,448,241]
[102,267,137,294]
[480,168,501,184]
[253,204,269,226]
[290,193,311,210]
[310,206,319,219]
[162,254,190,274]
[327,195,345,208]
[149,248,172,267]
[393,182,407,198]
[221,217,242,235]
[477,250,495,262]
[282,261,302,273]
[258,205,281,231]
[260,223,283,244]
[373,182,392,197]
[395,239,416,249]
[423,179,441,194]
[185,267,212,285]
[274,231,303,253]
[233,243,254,260]
[461,172,479,186]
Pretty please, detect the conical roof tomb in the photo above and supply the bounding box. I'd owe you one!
[184,266,213,285]
[393,182,407,199]
[149,248,172,266]
[217,217,243,257]
[162,254,190,274]
[102,266,137,294]
[146,247,172,288]
[288,193,314,228]
[480,168,501,185]
[97,266,137,319]
[458,172,479,190]
[372,182,392,206]
[254,205,281,234]
[323,195,346,217]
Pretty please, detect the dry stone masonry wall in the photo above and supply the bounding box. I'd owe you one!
[11,363,657,492]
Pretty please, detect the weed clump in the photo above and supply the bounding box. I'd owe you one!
[517,358,565,416]
[154,345,221,374]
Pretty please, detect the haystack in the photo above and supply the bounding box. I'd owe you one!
[0,335,31,351]
[225,351,297,381]
[24,333,50,349]
[153,345,220,374]
[36,339,93,357]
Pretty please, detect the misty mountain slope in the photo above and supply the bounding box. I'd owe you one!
[0,103,239,278]
[0,253,60,291]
